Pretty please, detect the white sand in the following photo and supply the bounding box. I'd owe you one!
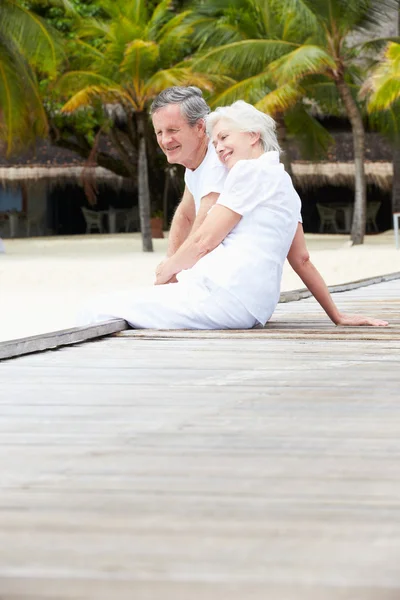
[1,231,399,342]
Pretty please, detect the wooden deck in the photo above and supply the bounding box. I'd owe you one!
[0,279,400,600]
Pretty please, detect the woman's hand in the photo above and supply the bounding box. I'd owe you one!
[335,313,389,327]
[155,259,177,285]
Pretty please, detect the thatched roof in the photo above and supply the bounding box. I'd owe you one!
[292,162,393,191]
[0,161,393,191]
[0,132,394,192]
[0,165,129,189]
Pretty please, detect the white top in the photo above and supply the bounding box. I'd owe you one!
[182,151,302,325]
[184,143,227,212]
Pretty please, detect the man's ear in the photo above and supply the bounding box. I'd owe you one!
[195,118,206,137]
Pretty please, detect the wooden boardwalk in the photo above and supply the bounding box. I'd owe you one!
[0,279,400,600]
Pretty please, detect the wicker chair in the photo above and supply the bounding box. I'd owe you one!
[81,207,104,234]
[316,203,339,233]
[366,201,381,233]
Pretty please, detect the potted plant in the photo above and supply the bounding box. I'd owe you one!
[150,210,164,238]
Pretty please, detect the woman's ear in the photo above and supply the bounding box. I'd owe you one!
[250,131,261,146]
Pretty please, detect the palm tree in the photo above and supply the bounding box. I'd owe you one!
[189,0,334,172]
[363,41,400,214]
[57,0,214,252]
[0,0,67,155]
[191,0,398,244]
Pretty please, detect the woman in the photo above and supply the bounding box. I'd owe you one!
[80,101,384,329]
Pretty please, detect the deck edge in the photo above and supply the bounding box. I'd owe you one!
[0,319,128,362]
[1,271,400,361]
[279,271,400,303]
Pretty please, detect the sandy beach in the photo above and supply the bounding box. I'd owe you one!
[1,231,399,343]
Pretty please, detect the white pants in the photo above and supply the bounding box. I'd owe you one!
[78,279,257,330]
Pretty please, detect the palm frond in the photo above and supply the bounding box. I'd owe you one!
[144,68,214,100]
[364,42,400,111]
[128,0,148,25]
[305,80,343,115]
[255,82,304,115]
[192,39,298,75]
[270,0,320,34]
[61,85,136,113]
[268,45,336,85]
[156,9,192,42]
[190,17,245,49]
[0,37,47,155]
[57,71,124,96]
[209,73,276,107]
[120,40,159,82]
[284,104,334,159]
[368,99,400,142]
[148,0,172,35]
[2,1,64,75]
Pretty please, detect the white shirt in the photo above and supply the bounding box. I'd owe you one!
[184,143,226,212]
[185,151,302,325]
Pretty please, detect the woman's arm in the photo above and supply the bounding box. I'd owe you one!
[155,205,241,285]
[287,224,388,326]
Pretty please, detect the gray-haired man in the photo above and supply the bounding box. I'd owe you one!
[150,86,387,327]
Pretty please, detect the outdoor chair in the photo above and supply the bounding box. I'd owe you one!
[124,206,139,232]
[366,201,381,233]
[81,207,104,234]
[26,211,45,237]
[316,203,339,233]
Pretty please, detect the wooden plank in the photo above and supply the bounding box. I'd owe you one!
[0,279,400,599]
[0,319,127,362]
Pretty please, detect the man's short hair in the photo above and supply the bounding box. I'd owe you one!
[150,86,210,126]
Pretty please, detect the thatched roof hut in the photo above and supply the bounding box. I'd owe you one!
[0,140,133,190]
[0,131,395,192]
[0,165,127,188]
[292,161,393,191]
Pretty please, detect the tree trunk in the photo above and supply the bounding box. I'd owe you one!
[393,142,400,214]
[136,112,153,252]
[336,78,366,245]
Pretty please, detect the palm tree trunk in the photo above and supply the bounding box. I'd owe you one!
[136,112,153,252]
[393,142,400,214]
[336,78,366,245]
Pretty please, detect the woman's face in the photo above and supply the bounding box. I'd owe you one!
[211,118,260,170]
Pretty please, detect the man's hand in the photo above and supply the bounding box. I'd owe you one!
[335,313,389,327]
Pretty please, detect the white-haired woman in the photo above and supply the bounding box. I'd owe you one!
[153,99,301,327]
[80,101,386,329]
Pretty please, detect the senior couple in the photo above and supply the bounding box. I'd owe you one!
[81,86,387,329]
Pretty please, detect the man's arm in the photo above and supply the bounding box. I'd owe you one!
[156,205,241,285]
[166,186,196,258]
[287,224,388,326]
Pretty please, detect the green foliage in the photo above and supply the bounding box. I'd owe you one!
[0,0,67,154]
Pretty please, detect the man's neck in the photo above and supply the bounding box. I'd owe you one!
[184,138,209,171]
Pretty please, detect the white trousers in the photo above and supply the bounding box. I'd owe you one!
[79,279,257,330]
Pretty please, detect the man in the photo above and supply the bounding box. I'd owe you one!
[151,86,386,327]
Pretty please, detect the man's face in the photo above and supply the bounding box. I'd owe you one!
[152,104,206,169]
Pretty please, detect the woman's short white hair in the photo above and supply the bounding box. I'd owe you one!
[206,100,280,153]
